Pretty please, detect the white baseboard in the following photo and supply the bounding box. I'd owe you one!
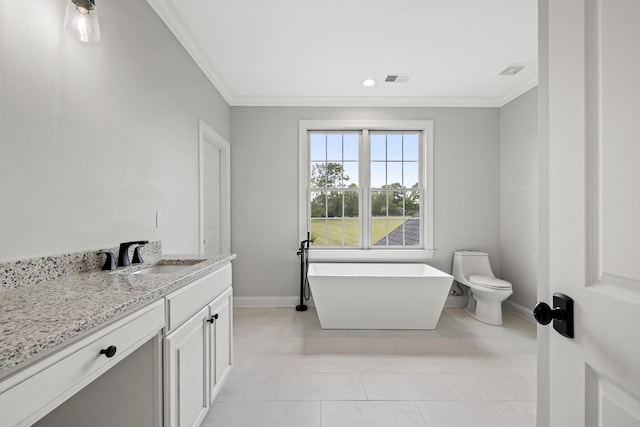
[503,300,536,324]
[234,295,466,309]
[233,296,315,308]
[234,296,535,325]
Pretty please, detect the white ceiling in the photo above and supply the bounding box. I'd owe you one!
[145,0,538,107]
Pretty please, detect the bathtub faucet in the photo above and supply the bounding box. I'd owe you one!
[296,232,313,312]
[297,232,314,255]
[297,238,313,255]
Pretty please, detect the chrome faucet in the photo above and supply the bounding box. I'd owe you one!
[117,241,149,267]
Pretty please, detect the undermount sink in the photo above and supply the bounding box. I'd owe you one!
[129,259,206,275]
[131,264,190,275]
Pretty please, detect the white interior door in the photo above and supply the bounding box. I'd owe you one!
[541,0,640,425]
[198,119,231,256]
[203,141,221,255]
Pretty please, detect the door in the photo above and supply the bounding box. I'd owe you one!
[203,140,221,255]
[164,307,209,427]
[198,119,231,255]
[541,0,640,425]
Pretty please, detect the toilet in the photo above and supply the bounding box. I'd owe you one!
[452,250,512,326]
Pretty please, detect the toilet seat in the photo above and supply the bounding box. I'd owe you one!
[469,275,512,290]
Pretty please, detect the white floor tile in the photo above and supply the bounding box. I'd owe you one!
[443,373,536,401]
[287,323,351,338]
[389,354,465,374]
[321,401,428,427]
[362,374,458,400]
[234,354,320,375]
[510,400,537,420]
[203,401,321,427]
[274,374,366,401]
[416,401,536,427]
[319,354,396,374]
[210,307,537,425]
[216,374,277,402]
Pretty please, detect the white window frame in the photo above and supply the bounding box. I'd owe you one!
[299,120,435,261]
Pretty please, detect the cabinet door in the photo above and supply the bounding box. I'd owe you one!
[208,287,233,404]
[164,307,209,427]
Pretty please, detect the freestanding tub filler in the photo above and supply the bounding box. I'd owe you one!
[307,263,453,329]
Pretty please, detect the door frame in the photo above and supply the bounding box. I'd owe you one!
[198,118,231,255]
[537,2,550,425]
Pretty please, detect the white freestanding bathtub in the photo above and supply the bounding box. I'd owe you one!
[307,263,453,329]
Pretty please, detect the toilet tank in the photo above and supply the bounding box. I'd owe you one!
[452,251,494,282]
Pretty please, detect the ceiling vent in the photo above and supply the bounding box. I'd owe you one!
[499,64,527,76]
[384,74,410,83]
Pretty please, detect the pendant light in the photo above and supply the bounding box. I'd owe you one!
[64,0,101,43]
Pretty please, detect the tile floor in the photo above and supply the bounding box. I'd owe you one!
[202,307,537,427]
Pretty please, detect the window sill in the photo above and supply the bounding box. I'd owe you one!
[307,249,436,263]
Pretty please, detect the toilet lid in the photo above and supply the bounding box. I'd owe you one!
[469,275,512,290]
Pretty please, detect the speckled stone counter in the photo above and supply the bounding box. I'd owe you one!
[0,253,236,377]
[0,242,162,291]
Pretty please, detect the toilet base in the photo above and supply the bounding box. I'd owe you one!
[464,306,503,326]
[464,289,506,326]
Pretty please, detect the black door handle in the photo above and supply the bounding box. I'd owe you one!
[533,303,563,325]
[534,293,574,338]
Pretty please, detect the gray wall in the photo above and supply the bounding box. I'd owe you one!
[499,87,538,310]
[0,0,230,261]
[231,107,501,300]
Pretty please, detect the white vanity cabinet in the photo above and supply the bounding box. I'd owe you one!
[0,300,165,427]
[163,264,233,427]
[164,306,210,427]
[208,287,233,404]
[0,259,234,427]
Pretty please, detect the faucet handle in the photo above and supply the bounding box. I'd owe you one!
[117,240,149,267]
[132,245,146,264]
[97,251,116,271]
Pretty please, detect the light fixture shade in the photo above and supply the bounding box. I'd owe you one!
[64,0,101,43]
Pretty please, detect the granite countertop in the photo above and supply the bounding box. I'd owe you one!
[0,254,236,377]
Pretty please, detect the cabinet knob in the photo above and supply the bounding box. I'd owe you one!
[100,345,117,358]
[207,314,219,324]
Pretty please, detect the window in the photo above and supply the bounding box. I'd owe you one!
[309,132,361,246]
[299,120,434,261]
[370,131,421,247]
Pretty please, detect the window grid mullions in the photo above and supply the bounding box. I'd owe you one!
[361,130,370,249]
[308,129,423,249]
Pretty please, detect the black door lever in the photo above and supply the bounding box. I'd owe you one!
[534,293,574,338]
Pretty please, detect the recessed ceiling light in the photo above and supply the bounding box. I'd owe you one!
[362,79,376,87]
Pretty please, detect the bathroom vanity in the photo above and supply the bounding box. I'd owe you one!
[0,252,235,427]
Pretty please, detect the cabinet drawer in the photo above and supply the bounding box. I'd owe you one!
[165,264,232,332]
[0,300,165,427]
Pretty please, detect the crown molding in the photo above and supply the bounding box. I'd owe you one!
[145,0,235,105]
[495,76,539,107]
[228,95,505,108]
[146,0,538,109]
